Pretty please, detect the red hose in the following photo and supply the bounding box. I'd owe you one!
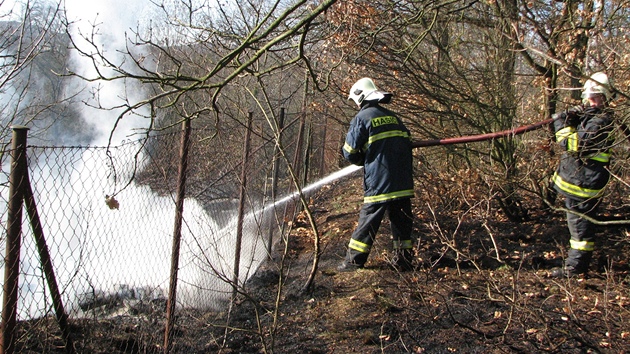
[411,118,555,148]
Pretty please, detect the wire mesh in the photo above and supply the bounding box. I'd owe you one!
[0,126,299,350]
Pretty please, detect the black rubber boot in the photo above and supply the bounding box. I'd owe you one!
[337,261,363,272]
[550,267,581,278]
[392,249,414,272]
[550,251,592,278]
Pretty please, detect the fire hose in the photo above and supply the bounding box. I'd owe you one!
[411,117,630,148]
[411,118,554,148]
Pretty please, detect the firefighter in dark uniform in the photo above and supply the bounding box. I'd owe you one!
[337,78,415,272]
[550,72,615,278]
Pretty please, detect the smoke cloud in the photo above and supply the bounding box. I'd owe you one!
[64,0,154,145]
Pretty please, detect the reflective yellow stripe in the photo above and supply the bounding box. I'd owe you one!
[552,172,603,199]
[343,142,359,154]
[351,128,410,153]
[393,239,413,250]
[556,127,574,141]
[588,152,611,163]
[570,239,595,251]
[349,239,371,253]
[368,130,410,145]
[364,189,414,204]
[556,127,578,151]
[363,130,410,150]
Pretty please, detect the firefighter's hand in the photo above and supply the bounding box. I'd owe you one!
[565,105,584,126]
[346,151,365,166]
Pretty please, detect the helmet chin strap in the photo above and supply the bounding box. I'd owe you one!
[363,91,392,105]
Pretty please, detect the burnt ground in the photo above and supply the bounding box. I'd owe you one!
[15,172,630,353]
[222,174,630,353]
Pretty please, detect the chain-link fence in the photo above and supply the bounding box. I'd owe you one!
[0,119,330,352]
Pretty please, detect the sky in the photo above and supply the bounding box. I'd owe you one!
[1,0,151,22]
[64,0,152,33]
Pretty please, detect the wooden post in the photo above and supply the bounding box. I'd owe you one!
[232,112,253,301]
[163,118,192,354]
[267,108,285,257]
[1,126,29,354]
[23,180,74,353]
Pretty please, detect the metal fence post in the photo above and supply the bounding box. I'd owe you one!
[1,126,29,354]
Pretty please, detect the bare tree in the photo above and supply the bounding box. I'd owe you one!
[320,0,630,219]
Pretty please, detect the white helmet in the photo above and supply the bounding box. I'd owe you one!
[582,72,612,102]
[348,78,391,107]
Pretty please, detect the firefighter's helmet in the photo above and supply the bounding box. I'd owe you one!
[582,72,612,102]
[348,78,392,107]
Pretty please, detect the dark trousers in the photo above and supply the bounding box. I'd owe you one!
[345,198,413,266]
[564,196,600,273]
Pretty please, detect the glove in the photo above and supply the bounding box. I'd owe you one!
[353,152,366,166]
[564,105,584,126]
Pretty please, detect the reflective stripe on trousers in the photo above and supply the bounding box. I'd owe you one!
[564,196,600,273]
[552,172,603,199]
[345,198,413,266]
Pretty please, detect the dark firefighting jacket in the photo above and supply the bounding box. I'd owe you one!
[342,101,414,204]
[552,105,614,200]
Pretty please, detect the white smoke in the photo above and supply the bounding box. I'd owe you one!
[63,0,155,145]
[0,0,255,318]
[3,0,361,321]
